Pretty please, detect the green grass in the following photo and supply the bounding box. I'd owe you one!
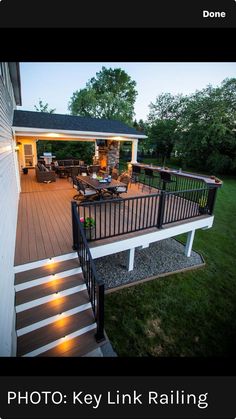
[104,177,236,356]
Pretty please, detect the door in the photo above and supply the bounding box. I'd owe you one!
[23,144,34,167]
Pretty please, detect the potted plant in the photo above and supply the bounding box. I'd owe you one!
[80,217,96,240]
[198,196,208,214]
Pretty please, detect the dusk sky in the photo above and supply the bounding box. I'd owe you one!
[20,62,236,121]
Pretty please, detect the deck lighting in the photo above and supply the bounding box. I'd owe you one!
[46,133,61,138]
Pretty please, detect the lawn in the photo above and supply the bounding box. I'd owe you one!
[104,176,236,356]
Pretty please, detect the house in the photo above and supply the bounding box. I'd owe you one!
[0,62,146,356]
[0,62,22,356]
[0,62,221,357]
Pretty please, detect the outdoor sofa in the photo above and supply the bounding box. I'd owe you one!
[35,163,56,182]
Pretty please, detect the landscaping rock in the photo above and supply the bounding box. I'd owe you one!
[94,238,204,290]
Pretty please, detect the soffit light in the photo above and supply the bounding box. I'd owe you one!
[46,133,61,138]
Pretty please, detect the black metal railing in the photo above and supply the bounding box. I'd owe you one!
[78,193,161,240]
[77,185,218,241]
[71,201,105,342]
[161,187,211,226]
[136,167,206,192]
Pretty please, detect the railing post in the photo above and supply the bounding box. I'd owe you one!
[95,282,105,342]
[207,186,218,215]
[157,191,166,228]
[71,201,79,250]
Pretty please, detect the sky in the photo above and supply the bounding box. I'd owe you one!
[20,62,236,121]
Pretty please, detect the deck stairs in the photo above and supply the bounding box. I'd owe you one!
[14,255,108,357]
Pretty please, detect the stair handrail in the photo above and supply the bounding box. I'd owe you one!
[71,201,105,342]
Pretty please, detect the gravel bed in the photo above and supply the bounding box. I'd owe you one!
[94,238,204,290]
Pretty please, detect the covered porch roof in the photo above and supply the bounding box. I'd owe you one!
[12,110,147,142]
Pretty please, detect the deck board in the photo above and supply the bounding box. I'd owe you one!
[15,170,154,266]
[15,169,203,266]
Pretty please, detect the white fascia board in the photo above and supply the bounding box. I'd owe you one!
[12,126,147,140]
[90,216,214,259]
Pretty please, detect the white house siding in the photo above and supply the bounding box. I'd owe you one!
[0,64,20,356]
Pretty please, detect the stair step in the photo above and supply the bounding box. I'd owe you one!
[17,303,92,337]
[16,284,86,313]
[17,308,95,357]
[15,259,80,285]
[14,253,78,273]
[16,290,90,330]
[38,329,105,357]
[15,273,84,306]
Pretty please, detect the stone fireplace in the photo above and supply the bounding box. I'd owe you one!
[98,140,120,171]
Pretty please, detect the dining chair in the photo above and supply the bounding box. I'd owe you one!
[112,173,130,198]
[73,178,98,201]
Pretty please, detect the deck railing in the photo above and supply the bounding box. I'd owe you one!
[71,201,105,342]
[77,185,218,241]
[78,193,161,240]
[161,187,212,226]
[138,168,206,192]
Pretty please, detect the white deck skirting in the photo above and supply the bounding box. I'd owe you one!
[90,216,214,260]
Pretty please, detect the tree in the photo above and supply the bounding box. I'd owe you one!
[148,93,187,123]
[34,99,56,114]
[37,140,94,164]
[148,120,178,164]
[178,79,236,173]
[133,119,148,133]
[147,79,236,173]
[68,67,138,124]
[146,93,184,162]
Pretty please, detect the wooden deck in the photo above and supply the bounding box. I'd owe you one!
[15,169,156,266]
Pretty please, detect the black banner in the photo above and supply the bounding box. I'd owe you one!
[0,0,236,28]
[0,375,235,419]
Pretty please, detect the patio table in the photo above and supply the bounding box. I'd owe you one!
[76,175,126,199]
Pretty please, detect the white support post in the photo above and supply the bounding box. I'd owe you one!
[95,141,99,159]
[131,139,138,163]
[185,230,195,257]
[127,248,135,271]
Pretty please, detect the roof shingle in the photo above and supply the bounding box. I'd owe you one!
[13,110,144,136]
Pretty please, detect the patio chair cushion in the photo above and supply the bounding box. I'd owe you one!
[39,164,48,172]
[115,186,127,193]
[82,188,97,196]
